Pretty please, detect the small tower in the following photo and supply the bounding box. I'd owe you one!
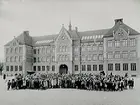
[69,20,72,31]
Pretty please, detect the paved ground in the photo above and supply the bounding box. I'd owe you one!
[0,77,140,105]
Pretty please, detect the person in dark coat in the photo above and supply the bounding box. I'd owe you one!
[7,80,11,90]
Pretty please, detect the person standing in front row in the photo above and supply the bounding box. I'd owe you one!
[7,80,11,90]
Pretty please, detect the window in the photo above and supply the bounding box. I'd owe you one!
[38,57,40,62]
[52,56,55,62]
[75,65,78,71]
[42,66,45,71]
[6,66,9,71]
[82,65,86,71]
[10,66,13,71]
[81,46,85,51]
[122,40,128,47]
[34,49,36,54]
[130,51,136,58]
[38,66,41,71]
[108,40,113,47]
[115,63,120,71]
[15,66,18,71]
[99,64,103,71]
[19,47,22,53]
[87,65,91,71]
[74,55,78,61]
[122,51,128,58]
[108,63,113,71]
[87,45,92,51]
[108,52,113,59]
[6,48,9,54]
[123,63,128,71]
[131,63,136,71]
[115,40,120,47]
[93,54,97,60]
[52,65,55,71]
[93,65,97,71]
[33,66,36,71]
[46,57,49,62]
[115,52,120,59]
[74,47,78,52]
[81,55,86,61]
[19,56,22,62]
[99,46,103,50]
[38,49,40,54]
[92,45,97,51]
[46,66,50,71]
[99,54,103,60]
[15,47,18,53]
[129,38,136,46]
[19,66,22,71]
[87,55,92,61]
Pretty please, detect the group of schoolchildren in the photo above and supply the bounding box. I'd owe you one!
[6,73,134,91]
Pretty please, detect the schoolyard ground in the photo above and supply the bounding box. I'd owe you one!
[0,76,140,105]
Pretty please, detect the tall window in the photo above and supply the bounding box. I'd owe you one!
[87,55,92,61]
[15,47,18,53]
[130,51,136,58]
[46,66,50,71]
[6,48,9,54]
[52,65,55,71]
[33,66,36,71]
[81,55,86,61]
[92,45,97,51]
[99,64,103,71]
[115,40,120,47]
[19,66,22,71]
[108,63,113,71]
[122,39,128,47]
[123,63,128,71]
[82,65,86,71]
[93,65,97,71]
[74,47,78,52]
[87,45,92,51]
[93,54,97,60]
[99,54,103,60]
[81,46,85,51]
[122,51,128,58]
[10,66,13,71]
[115,51,120,59]
[99,46,103,51]
[34,49,36,54]
[107,40,113,47]
[42,66,45,71]
[52,56,55,62]
[87,65,91,71]
[108,52,113,59]
[131,63,136,71]
[6,66,9,71]
[115,63,120,71]
[38,66,41,71]
[15,66,18,71]
[19,47,22,53]
[129,38,136,46]
[75,65,78,71]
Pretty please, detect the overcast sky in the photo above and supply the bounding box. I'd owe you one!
[0,0,140,61]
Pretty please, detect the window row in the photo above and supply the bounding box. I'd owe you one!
[81,45,103,51]
[81,35,104,40]
[81,54,103,61]
[6,47,23,54]
[80,64,103,71]
[6,65,22,71]
[108,63,136,71]
[107,38,136,48]
[58,55,69,61]
[59,46,68,52]
[34,56,55,63]
[33,47,55,54]
[6,56,23,62]
[107,51,136,59]
[33,65,55,71]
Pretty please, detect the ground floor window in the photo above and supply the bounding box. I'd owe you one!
[82,65,86,71]
[93,65,97,71]
[33,66,36,71]
[75,65,78,71]
[15,66,18,71]
[99,64,103,71]
[46,66,50,71]
[123,63,128,71]
[42,66,45,71]
[115,63,120,71]
[108,63,113,71]
[87,65,91,71]
[52,65,55,71]
[10,66,13,71]
[19,66,22,71]
[6,66,9,71]
[38,66,41,71]
[131,63,136,71]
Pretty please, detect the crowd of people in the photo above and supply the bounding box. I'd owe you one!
[6,72,134,91]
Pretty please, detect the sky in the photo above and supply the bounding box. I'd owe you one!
[0,0,140,61]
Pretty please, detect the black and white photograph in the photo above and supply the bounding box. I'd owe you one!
[0,0,140,105]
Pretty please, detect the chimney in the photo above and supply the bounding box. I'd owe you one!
[75,27,78,32]
[114,18,123,25]
[23,31,29,36]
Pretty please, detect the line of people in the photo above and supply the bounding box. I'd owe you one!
[7,73,134,91]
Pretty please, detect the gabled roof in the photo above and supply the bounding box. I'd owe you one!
[5,31,32,46]
[68,30,80,40]
[104,19,140,37]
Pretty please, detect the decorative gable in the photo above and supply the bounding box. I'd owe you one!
[114,28,128,40]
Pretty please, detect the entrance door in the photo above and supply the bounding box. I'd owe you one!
[59,64,68,75]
